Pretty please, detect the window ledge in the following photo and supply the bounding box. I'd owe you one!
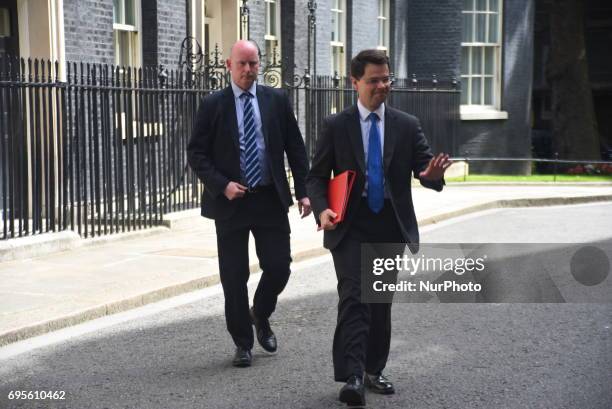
[113,23,137,32]
[460,106,508,120]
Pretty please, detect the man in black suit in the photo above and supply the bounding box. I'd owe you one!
[306,49,451,406]
[187,40,311,367]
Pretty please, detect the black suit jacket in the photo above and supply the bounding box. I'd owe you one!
[306,104,444,250]
[187,84,309,221]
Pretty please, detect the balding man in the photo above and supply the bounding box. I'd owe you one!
[187,40,311,367]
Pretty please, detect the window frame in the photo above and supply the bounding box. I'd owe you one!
[376,0,389,52]
[264,0,281,66]
[113,0,142,69]
[330,0,346,76]
[460,0,507,119]
[0,8,11,38]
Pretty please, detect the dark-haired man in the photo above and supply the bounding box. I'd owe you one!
[306,49,451,406]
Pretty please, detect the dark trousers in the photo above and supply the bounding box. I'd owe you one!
[215,187,292,349]
[331,199,404,381]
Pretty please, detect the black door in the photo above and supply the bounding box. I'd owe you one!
[0,0,19,228]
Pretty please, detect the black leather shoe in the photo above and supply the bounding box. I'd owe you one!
[250,307,277,354]
[339,375,366,406]
[232,347,252,367]
[365,373,395,394]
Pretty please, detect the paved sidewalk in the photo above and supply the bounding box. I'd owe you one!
[1,184,611,346]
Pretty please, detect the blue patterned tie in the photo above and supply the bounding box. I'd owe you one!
[241,92,261,188]
[367,112,384,213]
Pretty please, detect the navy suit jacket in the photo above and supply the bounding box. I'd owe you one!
[306,104,444,250]
[187,85,309,221]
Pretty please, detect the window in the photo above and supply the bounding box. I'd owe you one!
[113,0,141,68]
[461,0,502,107]
[330,0,346,76]
[0,8,10,37]
[377,0,389,51]
[265,0,281,65]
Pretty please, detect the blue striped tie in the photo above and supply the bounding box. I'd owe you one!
[367,112,384,213]
[241,92,261,188]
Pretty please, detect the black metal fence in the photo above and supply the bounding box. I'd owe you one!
[298,75,461,159]
[0,55,460,240]
[0,56,210,239]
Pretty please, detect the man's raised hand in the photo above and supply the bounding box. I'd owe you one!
[419,153,453,181]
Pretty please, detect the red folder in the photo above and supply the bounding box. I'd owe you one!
[328,170,356,224]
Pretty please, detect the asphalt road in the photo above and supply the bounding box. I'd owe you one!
[0,203,611,409]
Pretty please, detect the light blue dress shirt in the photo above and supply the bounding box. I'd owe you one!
[357,99,388,197]
[231,81,271,185]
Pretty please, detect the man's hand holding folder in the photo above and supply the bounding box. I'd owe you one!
[318,170,356,231]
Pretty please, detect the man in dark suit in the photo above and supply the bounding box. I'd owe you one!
[306,49,451,406]
[187,40,311,368]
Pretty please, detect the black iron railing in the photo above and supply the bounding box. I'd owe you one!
[0,56,212,239]
[0,55,461,240]
[293,74,461,160]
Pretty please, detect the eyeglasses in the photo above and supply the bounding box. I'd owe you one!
[364,77,391,86]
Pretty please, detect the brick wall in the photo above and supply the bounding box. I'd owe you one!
[347,0,378,62]
[64,0,186,68]
[156,0,187,68]
[291,1,312,75]
[248,0,266,57]
[313,0,332,76]
[141,1,158,67]
[405,0,462,80]
[63,0,114,65]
